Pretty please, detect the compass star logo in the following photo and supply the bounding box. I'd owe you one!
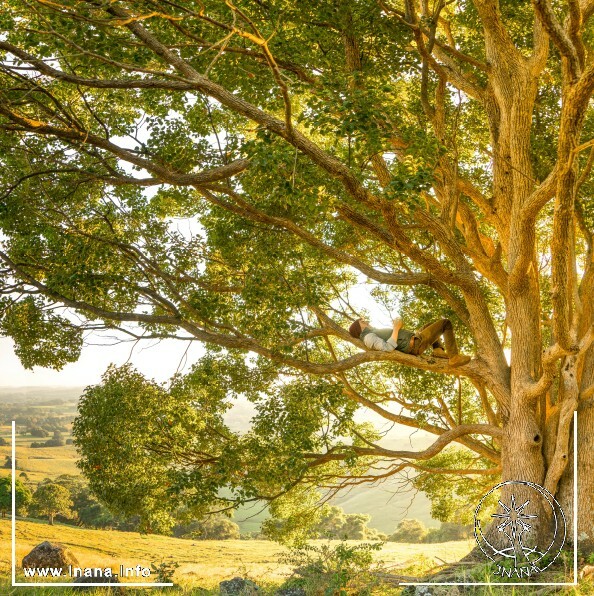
[474,481,566,578]
[492,494,540,565]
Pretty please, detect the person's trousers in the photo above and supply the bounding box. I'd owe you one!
[409,319,459,356]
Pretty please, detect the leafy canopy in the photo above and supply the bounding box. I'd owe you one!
[2,0,593,538]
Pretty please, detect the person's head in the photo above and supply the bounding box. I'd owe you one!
[348,318,369,338]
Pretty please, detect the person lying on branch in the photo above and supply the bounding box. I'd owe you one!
[348,317,471,368]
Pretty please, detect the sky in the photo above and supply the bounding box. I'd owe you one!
[0,334,205,388]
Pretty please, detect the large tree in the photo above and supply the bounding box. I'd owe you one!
[1,0,593,546]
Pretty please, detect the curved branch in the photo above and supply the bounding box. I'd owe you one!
[0,249,489,383]
[0,103,250,186]
[337,374,501,463]
[304,423,502,463]
[532,0,581,80]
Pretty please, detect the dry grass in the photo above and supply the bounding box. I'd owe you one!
[0,518,474,589]
[0,427,79,483]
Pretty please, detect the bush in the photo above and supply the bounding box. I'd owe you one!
[280,540,383,595]
[424,522,473,542]
[174,515,240,540]
[388,519,428,543]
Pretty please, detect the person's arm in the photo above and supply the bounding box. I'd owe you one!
[390,317,403,342]
[363,332,397,351]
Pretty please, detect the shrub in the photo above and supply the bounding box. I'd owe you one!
[174,515,240,540]
[424,522,473,543]
[388,519,428,543]
[280,540,383,595]
[151,561,179,584]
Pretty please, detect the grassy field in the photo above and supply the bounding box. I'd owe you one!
[0,518,476,592]
[0,427,79,485]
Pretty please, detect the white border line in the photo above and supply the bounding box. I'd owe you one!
[400,410,579,587]
[11,420,173,588]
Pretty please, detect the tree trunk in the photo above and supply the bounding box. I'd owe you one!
[498,409,547,550]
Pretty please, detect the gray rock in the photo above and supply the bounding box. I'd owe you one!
[219,576,260,595]
[22,541,79,574]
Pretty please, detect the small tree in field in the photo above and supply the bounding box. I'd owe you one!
[0,477,32,518]
[32,483,72,525]
[174,515,240,540]
[196,516,241,540]
[389,519,428,543]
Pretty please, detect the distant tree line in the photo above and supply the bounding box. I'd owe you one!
[0,407,70,431]
[0,472,470,544]
[262,504,471,543]
[388,518,473,543]
[0,473,243,538]
[30,430,69,448]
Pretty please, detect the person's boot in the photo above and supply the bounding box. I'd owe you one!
[449,354,471,367]
[432,347,449,359]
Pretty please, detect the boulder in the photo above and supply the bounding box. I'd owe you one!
[219,576,260,595]
[22,541,79,573]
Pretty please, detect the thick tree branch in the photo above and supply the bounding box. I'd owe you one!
[304,423,501,463]
[532,0,581,80]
